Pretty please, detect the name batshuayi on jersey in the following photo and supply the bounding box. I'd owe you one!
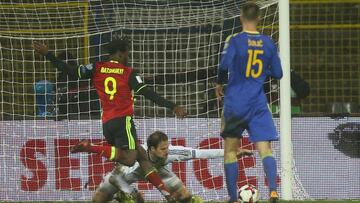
[91,61,135,123]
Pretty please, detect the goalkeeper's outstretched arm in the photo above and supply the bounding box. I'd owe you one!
[167,145,253,162]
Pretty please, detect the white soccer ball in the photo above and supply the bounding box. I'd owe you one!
[238,184,259,203]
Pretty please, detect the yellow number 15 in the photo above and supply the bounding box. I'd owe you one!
[104,77,117,100]
[246,49,264,78]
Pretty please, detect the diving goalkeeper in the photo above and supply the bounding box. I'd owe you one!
[93,131,253,203]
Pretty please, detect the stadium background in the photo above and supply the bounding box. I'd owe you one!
[1,0,360,202]
[1,0,360,117]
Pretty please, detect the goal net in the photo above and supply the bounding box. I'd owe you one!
[0,0,308,201]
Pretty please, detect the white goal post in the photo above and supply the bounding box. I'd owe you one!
[279,0,294,200]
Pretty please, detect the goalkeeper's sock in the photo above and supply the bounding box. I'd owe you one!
[262,155,278,192]
[88,145,117,160]
[145,170,171,196]
[224,161,238,202]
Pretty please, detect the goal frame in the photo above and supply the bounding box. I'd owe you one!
[279,0,293,200]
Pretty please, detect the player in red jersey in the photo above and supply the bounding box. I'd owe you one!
[33,39,186,202]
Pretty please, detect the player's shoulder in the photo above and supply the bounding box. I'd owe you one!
[225,32,247,43]
[260,34,276,46]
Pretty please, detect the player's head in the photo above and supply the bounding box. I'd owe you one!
[147,131,169,159]
[106,38,130,64]
[240,2,260,25]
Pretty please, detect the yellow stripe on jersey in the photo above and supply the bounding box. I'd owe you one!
[225,33,239,43]
[77,66,82,78]
[135,85,147,93]
[243,30,260,34]
[126,116,136,149]
[109,146,116,160]
[224,33,239,49]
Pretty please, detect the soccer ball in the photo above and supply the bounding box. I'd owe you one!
[238,184,259,203]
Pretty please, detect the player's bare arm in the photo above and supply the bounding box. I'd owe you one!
[129,72,187,119]
[32,41,89,79]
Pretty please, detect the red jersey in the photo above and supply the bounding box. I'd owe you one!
[78,60,145,123]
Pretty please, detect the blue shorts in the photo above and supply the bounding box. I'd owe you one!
[220,107,278,143]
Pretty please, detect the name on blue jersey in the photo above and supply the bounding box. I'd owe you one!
[248,39,263,47]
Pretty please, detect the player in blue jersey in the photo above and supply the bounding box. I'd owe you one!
[215,3,283,203]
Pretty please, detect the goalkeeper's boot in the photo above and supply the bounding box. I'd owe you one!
[114,190,135,203]
[191,195,204,203]
[131,189,145,203]
[70,139,91,153]
[269,191,279,203]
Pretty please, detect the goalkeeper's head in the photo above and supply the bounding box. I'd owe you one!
[106,38,130,65]
[240,2,260,25]
[147,131,169,160]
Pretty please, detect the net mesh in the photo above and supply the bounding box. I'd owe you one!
[0,0,308,201]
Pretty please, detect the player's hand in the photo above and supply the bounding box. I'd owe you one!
[215,83,224,101]
[173,105,187,119]
[237,148,253,158]
[32,41,49,56]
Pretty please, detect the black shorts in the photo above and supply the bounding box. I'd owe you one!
[103,116,137,150]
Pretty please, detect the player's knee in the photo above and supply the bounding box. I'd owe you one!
[224,151,237,163]
[178,188,191,201]
[114,150,137,166]
[92,190,111,203]
[256,141,273,158]
[120,157,136,166]
[179,195,192,203]
[259,148,273,159]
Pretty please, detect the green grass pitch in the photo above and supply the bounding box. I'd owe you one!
[2,201,360,203]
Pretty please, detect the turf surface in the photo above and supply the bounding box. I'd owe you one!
[2,201,360,203]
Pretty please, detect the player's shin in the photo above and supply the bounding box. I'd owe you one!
[224,161,238,202]
[262,154,278,192]
[224,138,240,202]
[71,140,118,161]
[145,170,172,196]
[89,145,117,160]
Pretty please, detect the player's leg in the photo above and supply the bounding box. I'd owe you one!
[71,116,137,166]
[92,172,118,203]
[160,168,203,203]
[224,137,240,203]
[109,166,145,203]
[247,108,279,203]
[221,114,245,203]
[136,144,175,201]
[256,141,278,203]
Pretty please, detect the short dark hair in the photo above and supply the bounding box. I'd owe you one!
[106,38,130,55]
[241,2,260,21]
[147,131,168,149]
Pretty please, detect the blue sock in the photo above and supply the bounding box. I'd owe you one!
[262,156,277,192]
[224,161,238,201]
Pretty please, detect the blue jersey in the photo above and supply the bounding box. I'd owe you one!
[217,31,282,118]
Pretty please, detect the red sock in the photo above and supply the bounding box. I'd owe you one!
[145,170,170,195]
[87,145,117,160]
